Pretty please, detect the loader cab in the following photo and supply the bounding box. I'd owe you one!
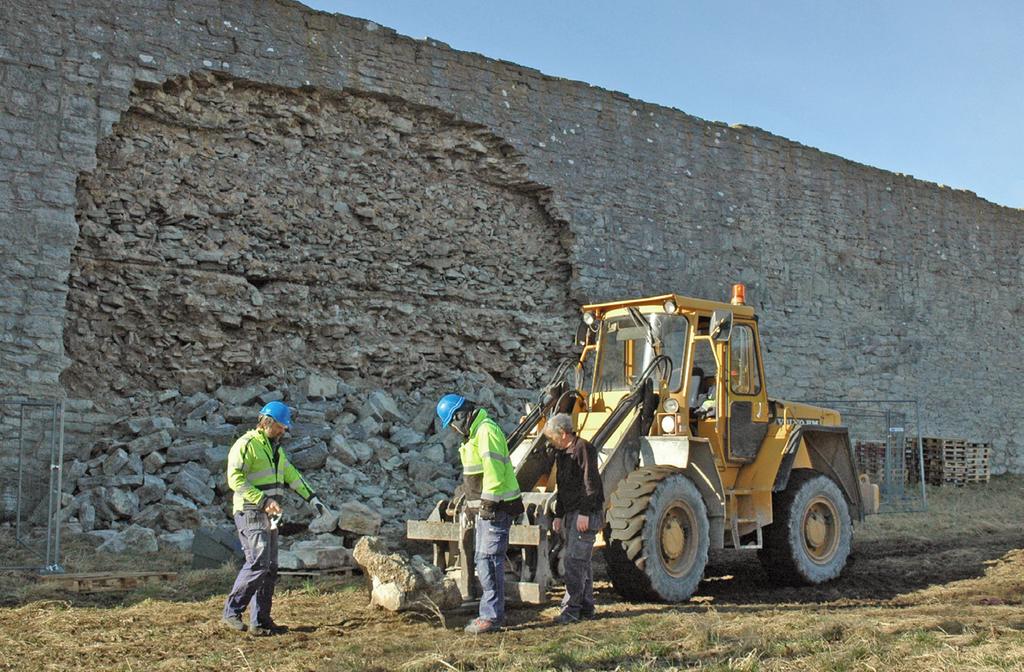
[577,292,768,467]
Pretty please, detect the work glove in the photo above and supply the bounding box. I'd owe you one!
[479,499,496,521]
[310,496,329,517]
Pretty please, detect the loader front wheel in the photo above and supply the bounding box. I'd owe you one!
[604,470,709,602]
[758,470,852,585]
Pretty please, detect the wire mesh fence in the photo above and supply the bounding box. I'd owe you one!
[801,399,927,514]
[0,399,65,571]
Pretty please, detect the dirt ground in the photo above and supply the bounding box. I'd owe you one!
[3,477,1024,671]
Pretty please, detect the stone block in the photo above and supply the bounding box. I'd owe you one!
[186,398,219,420]
[173,470,215,506]
[127,416,175,435]
[215,384,267,406]
[303,373,339,400]
[278,550,302,570]
[127,430,172,456]
[308,509,340,534]
[337,500,382,536]
[106,487,140,518]
[330,435,373,466]
[352,536,462,612]
[159,529,195,552]
[166,440,212,463]
[142,451,166,474]
[121,524,159,553]
[162,504,202,531]
[135,474,166,506]
[406,458,439,483]
[125,451,145,476]
[389,426,424,450]
[203,445,229,471]
[359,390,405,423]
[409,401,438,435]
[101,448,129,476]
[291,442,328,471]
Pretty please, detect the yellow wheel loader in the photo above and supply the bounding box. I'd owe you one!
[407,285,879,603]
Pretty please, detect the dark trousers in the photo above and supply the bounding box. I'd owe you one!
[474,510,512,623]
[560,511,600,617]
[223,510,278,626]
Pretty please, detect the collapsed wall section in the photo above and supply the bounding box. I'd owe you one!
[64,73,575,400]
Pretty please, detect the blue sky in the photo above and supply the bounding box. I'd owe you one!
[305,1,1024,210]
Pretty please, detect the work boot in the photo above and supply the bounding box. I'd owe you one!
[464,618,501,634]
[553,611,580,625]
[248,625,274,637]
[221,615,246,632]
[579,608,597,621]
[255,620,289,635]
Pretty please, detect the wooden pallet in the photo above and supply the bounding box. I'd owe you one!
[906,437,991,486]
[279,566,361,578]
[37,571,178,593]
[854,441,908,483]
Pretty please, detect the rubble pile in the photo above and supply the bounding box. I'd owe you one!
[58,373,541,564]
[52,71,581,566]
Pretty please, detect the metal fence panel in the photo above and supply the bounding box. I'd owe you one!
[0,399,64,571]
[801,399,927,514]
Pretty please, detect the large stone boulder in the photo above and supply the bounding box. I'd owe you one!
[337,500,382,536]
[352,536,462,612]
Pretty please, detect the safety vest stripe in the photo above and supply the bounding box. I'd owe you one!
[247,468,277,481]
[481,489,520,502]
[483,450,512,465]
[462,465,484,475]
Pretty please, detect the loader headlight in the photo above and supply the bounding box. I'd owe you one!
[659,414,678,434]
[582,311,596,326]
[663,398,680,414]
[663,299,677,314]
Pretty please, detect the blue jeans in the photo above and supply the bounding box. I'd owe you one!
[223,510,278,626]
[475,511,512,623]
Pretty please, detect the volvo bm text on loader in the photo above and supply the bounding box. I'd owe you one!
[408,285,879,603]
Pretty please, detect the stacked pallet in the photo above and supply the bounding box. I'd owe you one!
[854,441,908,483]
[907,437,991,486]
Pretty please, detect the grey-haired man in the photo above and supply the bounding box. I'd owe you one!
[543,413,604,624]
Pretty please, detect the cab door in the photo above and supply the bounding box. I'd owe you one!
[725,320,769,462]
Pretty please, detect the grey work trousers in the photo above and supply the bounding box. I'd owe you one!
[560,511,601,617]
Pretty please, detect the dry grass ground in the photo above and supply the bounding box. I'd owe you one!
[3,476,1024,671]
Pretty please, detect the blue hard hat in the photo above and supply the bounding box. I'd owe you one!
[436,394,465,429]
[259,401,292,428]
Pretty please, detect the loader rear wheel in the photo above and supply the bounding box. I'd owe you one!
[758,470,852,585]
[604,468,709,602]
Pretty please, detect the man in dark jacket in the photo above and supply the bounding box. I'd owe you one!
[543,413,604,624]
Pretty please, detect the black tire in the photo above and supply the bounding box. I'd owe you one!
[604,468,709,602]
[758,470,852,585]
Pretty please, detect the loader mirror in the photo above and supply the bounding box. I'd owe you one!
[710,310,733,343]
[574,319,588,346]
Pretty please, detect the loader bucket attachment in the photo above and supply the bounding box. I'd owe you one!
[406,492,555,603]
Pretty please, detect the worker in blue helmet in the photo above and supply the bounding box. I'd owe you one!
[436,393,523,634]
[222,400,329,636]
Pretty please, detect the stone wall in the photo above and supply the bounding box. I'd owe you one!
[0,0,1022,470]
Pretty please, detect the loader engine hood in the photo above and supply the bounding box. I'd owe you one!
[770,399,842,427]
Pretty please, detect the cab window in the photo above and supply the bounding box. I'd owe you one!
[729,324,761,395]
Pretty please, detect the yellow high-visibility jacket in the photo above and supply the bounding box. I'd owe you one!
[459,409,520,503]
[226,428,314,514]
